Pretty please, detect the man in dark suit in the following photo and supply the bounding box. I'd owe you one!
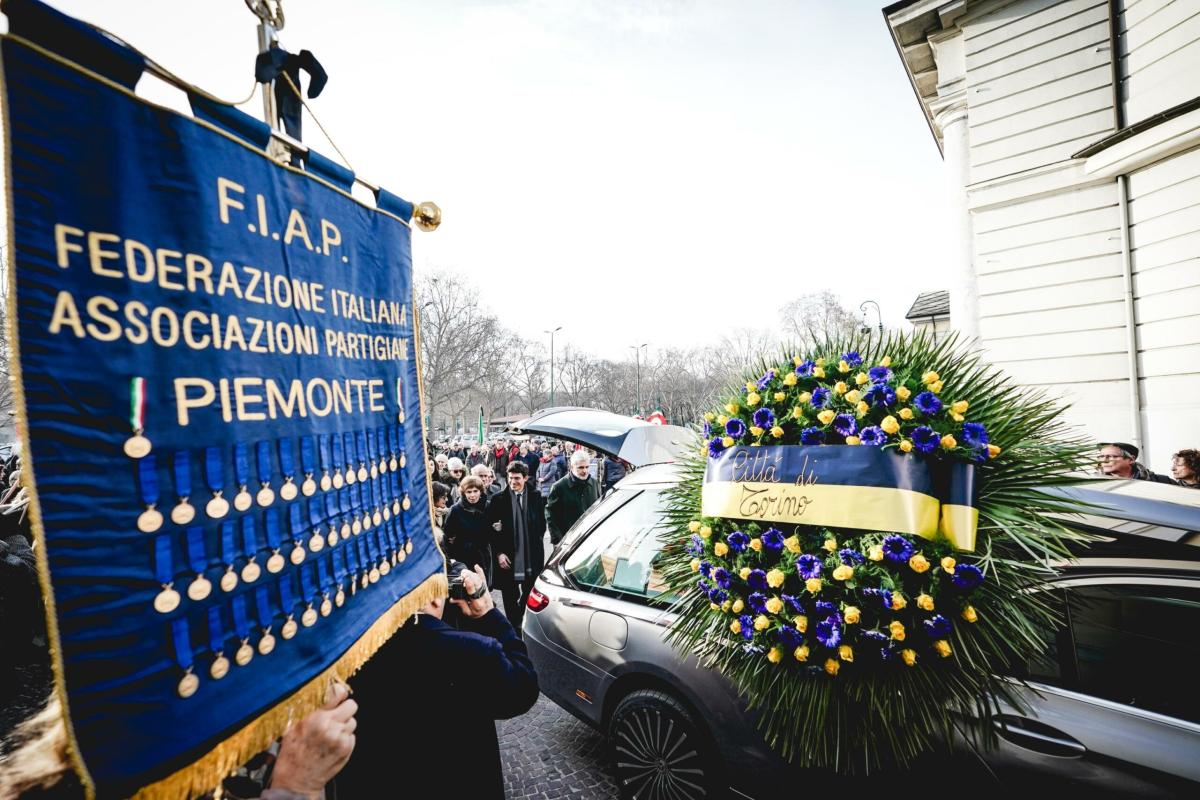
[487,461,546,631]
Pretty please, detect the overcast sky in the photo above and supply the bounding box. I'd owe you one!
[22,0,949,361]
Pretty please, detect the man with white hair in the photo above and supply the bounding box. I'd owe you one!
[545,450,600,545]
[471,462,503,497]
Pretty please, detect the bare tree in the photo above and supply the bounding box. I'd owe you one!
[557,346,599,407]
[778,291,862,350]
[509,339,548,414]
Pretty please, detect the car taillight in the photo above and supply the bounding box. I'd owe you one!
[526,587,549,612]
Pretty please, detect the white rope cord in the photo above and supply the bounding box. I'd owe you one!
[280,70,357,175]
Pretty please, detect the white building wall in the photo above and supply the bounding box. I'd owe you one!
[1118,0,1200,124]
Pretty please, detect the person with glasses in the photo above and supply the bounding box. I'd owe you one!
[1098,442,1175,484]
[445,457,467,503]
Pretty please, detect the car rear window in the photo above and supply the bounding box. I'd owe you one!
[562,488,673,602]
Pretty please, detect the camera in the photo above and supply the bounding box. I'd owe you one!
[447,559,487,601]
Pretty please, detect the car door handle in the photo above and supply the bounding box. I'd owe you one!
[993,715,1087,757]
[560,597,594,609]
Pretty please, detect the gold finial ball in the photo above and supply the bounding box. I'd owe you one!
[413,201,442,232]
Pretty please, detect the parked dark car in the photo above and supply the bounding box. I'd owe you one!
[512,409,1200,799]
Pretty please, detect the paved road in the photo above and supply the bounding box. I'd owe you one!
[498,693,620,800]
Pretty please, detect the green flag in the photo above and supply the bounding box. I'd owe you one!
[478,405,485,444]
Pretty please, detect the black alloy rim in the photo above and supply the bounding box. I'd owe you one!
[613,708,707,799]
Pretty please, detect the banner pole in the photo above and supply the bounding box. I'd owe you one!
[256,21,278,127]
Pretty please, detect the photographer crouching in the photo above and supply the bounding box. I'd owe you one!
[338,560,539,797]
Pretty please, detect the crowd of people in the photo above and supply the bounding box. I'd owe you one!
[1097,442,1199,488]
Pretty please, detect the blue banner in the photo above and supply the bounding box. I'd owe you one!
[2,5,442,797]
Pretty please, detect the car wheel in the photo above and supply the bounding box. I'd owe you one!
[608,689,719,799]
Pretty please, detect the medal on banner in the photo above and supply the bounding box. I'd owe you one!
[387,425,399,472]
[342,433,358,485]
[233,443,254,512]
[351,483,365,534]
[240,517,262,584]
[289,502,308,564]
[170,450,196,525]
[123,376,152,459]
[365,532,380,585]
[317,557,333,617]
[136,455,164,533]
[379,467,393,522]
[299,435,318,497]
[374,529,390,577]
[335,489,351,541]
[231,594,254,667]
[386,517,402,567]
[263,508,286,573]
[367,477,382,527]
[332,547,347,607]
[255,587,277,656]
[356,539,371,589]
[330,433,345,489]
[389,469,402,516]
[207,605,230,680]
[375,428,388,475]
[278,438,299,502]
[299,566,319,627]
[204,446,230,519]
[279,576,298,640]
[218,520,239,593]
[172,618,200,699]
[396,377,405,424]
[311,494,329,552]
[344,534,361,597]
[152,534,181,614]
[185,527,213,601]
[356,431,371,482]
[317,434,333,492]
[255,440,275,507]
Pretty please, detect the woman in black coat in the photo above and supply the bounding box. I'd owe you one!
[443,475,493,584]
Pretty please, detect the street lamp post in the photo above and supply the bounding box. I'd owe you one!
[859,300,883,338]
[545,326,563,407]
[629,343,648,416]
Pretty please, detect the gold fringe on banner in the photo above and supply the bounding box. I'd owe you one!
[132,570,448,800]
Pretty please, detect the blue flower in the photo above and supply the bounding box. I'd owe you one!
[811,387,831,409]
[800,427,825,445]
[868,366,893,384]
[882,534,915,563]
[833,414,857,437]
[752,408,776,429]
[951,564,984,590]
[697,578,711,593]
[699,561,712,578]
[878,644,896,661]
[795,360,816,377]
[879,589,894,609]
[776,626,804,649]
[924,614,953,638]
[815,600,837,616]
[762,528,785,552]
[738,615,754,640]
[687,535,704,557]
[861,629,888,643]
[748,592,768,614]
[756,370,776,391]
[859,426,886,446]
[712,567,731,589]
[795,554,823,579]
[747,569,768,592]
[727,530,751,553]
[864,384,896,407]
[725,418,747,439]
[709,588,728,605]
[703,421,712,437]
[707,436,726,458]
[961,422,989,448]
[842,352,863,368]
[838,548,865,565]
[783,594,804,613]
[815,616,842,648]
[914,391,943,415]
[911,426,940,454]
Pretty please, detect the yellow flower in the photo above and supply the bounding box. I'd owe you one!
[791,406,805,420]
[749,426,764,437]
[941,434,957,449]
[917,593,935,611]
[746,392,761,407]
[824,658,840,676]
[881,356,892,367]
[940,556,956,573]
[754,614,770,631]
[899,440,913,453]
[889,620,906,641]
[699,525,712,539]
[766,596,784,614]
[880,415,900,434]
[770,425,784,438]
[901,648,918,666]
[805,578,823,594]
[892,593,907,611]
[730,619,742,634]
[951,412,964,423]
[856,401,870,415]
[749,537,763,552]
[793,355,804,366]
[794,645,810,662]
[717,414,729,425]
[845,436,861,445]
[815,357,826,367]
[797,391,812,404]
[690,559,701,572]
[833,564,854,581]
[988,444,1002,459]
[934,640,952,658]
[731,598,744,613]
[767,568,785,588]
[711,602,720,610]
[823,538,838,552]
[854,372,869,386]
[688,520,701,533]
[813,366,826,378]
[896,386,911,401]
[767,646,783,664]
[720,599,732,612]
[898,407,914,420]
[739,567,751,580]
[843,606,861,624]
[784,536,802,553]
[704,412,715,422]
[773,391,786,403]
[782,372,798,387]
[726,402,740,414]
[838,360,850,373]
[793,615,808,632]
[838,645,854,662]
[833,381,848,395]
[909,554,930,573]
[817,409,836,425]
[745,380,757,392]
[951,400,969,415]
[962,606,978,623]
[845,389,862,404]
[722,436,735,448]
[922,370,940,385]
[930,380,944,394]
[714,541,729,557]
[868,545,884,562]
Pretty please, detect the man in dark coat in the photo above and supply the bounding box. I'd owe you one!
[545,450,601,545]
[340,563,538,799]
[487,461,546,631]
